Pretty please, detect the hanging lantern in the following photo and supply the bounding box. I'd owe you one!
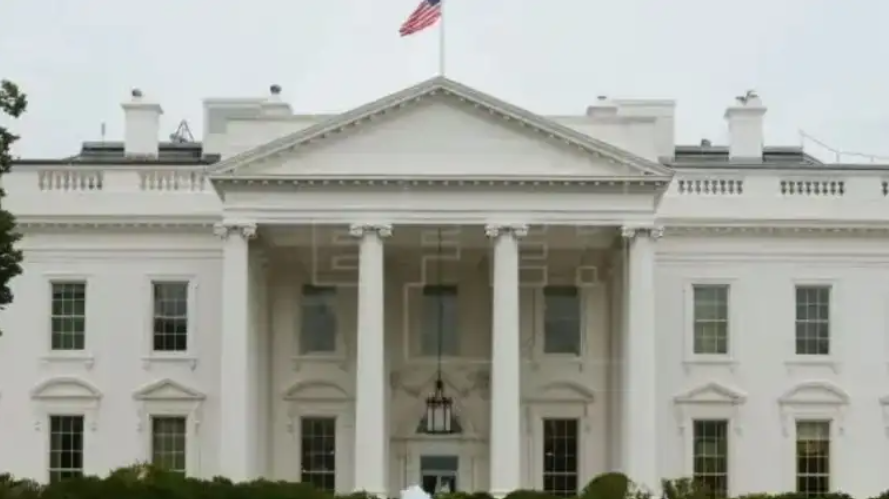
[423,379,454,434]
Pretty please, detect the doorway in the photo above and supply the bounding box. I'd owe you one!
[420,455,459,494]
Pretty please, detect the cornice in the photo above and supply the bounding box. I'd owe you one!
[665,224,889,236]
[16,216,216,232]
[210,175,671,190]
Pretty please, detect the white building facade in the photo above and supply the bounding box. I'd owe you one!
[2,78,889,497]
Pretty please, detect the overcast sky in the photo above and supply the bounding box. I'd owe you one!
[2,0,888,161]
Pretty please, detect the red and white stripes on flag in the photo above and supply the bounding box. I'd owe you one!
[399,0,442,37]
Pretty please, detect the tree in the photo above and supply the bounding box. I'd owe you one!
[0,80,26,334]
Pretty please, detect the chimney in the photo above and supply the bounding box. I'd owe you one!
[261,84,292,117]
[122,89,163,158]
[725,90,766,161]
[586,95,618,118]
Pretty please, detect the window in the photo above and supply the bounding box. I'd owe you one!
[692,285,729,355]
[543,286,581,355]
[422,286,459,356]
[542,418,578,497]
[795,286,831,355]
[300,417,336,492]
[692,420,729,497]
[300,286,338,354]
[152,282,189,352]
[49,415,84,482]
[420,455,459,494]
[51,282,86,350]
[151,416,187,474]
[796,421,830,496]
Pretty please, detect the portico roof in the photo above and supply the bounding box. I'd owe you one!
[208,76,675,183]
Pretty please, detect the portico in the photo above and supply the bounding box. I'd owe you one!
[207,77,672,495]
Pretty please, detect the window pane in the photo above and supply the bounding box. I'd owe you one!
[50,282,86,351]
[795,286,831,355]
[692,420,729,497]
[542,418,579,497]
[151,416,187,474]
[153,282,189,352]
[796,421,830,497]
[301,417,336,492]
[49,415,84,483]
[300,286,338,354]
[421,286,459,356]
[692,285,729,355]
[544,287,581,355]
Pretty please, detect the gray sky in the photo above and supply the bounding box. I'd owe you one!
[2,0,888,161]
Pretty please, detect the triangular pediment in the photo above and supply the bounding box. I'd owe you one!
[31,377,102,401]
[282,379,350,402]
[779,381,849,406]
[133,378,205,401]
[527,380,595,403]
[210,77,673,181]
[674,382,746,405]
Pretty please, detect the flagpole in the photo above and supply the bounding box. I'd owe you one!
[438,0,446,75]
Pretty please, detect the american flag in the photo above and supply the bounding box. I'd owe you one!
[399,0,442,37]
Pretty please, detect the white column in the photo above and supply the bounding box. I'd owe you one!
[620,225,661,490]
[485,223,527,498]
[215,221,257,481]
[350,223,392,497]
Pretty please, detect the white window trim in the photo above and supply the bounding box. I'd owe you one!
[786,417,837,494]
[534,285,592,362]
[681,278,738,371]
[41,273,95,369]
[778,381,849,437]
[292,284,348,368]
[525,381,596,493]
[30,376,102,480]
[283,381,352,493]
[401,282,473,365]
[141,275,199,370]
[673,382,746,497]
[133,378,206,476]
[786,279,841,373]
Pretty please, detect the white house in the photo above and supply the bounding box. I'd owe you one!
[1,77,888,498]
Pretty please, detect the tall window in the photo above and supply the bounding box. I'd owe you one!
[49,415,84,482]
[51,282,86,350]
[795,286,831,355]
[692,285,729,355]
[151,416,187,474]
[300,417,336,492]
[422,285,459,356]
[543,286,581,355]
[300,286,338,354]
[542,418,579,497]
[152,282,189,352]
[796,421,830,496]
[692,420,729,497]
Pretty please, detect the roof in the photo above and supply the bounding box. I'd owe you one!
[208,76,675,178]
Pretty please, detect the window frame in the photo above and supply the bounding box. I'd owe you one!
[48,414,86,482]
[142,275,199,370]
[793,419,833,497]
[528,404,590,493]
[534,285,594,360]
[149,415,189,475]
[134,378,205,477]
[690,419,730,497]
[540,285,583,358]
[294,284,347,361]
[540,417,581,497]
[42,273,94,368]
[419,284,461,358]
[788,279,840,368]
[284,401,351,491]
[683,279,737,367]
[299,416,339,492]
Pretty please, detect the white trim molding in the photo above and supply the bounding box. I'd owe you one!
[778,381,850,437]
[40,273,95,369]
[681,278,739,371]
[785,278,841,373]
[672,382,747,436]
[140,275,200,370]
[133,378,206,476]
[30,376,103,431]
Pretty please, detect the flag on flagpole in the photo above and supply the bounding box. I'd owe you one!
[399,0,442,37]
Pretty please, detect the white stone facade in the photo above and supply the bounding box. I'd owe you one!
[1,78,889,497]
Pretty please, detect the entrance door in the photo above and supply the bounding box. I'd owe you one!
[420,455,459,494]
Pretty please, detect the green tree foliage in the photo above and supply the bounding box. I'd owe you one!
[0,80,25,334]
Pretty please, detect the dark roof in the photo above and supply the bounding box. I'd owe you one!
[672,145,824,166]
[14,141,219,166]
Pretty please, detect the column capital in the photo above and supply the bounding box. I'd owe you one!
[620,225,664,240]
[349,223,392,238]
[214,222,257,240]
[485,223,529,239]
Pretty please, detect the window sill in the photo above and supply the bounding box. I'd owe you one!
[784,357,840,373]
[290,354,348,372]
[141,354,198,371]
[41,352,95,369]
[682,356,737,373]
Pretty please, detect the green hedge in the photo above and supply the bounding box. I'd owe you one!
[0,466,882,499]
